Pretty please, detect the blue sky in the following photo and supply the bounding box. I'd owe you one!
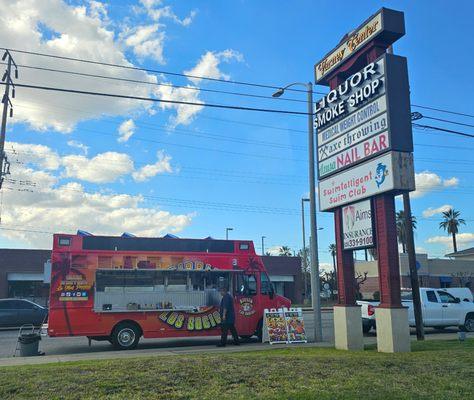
[0,0,473,268]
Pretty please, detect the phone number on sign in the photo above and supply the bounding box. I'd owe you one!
[344,236,373,249]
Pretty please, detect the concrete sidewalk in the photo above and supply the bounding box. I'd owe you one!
[0,340,333,368]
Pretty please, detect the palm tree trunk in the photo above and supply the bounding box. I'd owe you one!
[452,233,457,253]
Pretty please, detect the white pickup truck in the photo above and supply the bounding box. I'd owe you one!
[358,288,474,333]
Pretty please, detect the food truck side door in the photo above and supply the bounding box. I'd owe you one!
[233,273,260,336]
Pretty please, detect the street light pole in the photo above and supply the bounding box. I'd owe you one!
[261,236,266,255]
[301,198,309,302]
[225,227,233,240]
[273,82,323,342]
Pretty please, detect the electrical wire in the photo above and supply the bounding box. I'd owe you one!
[4,62,308,104]
[2,47,317,94]
[411,104,474,119]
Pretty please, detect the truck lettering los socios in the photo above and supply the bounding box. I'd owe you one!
[47,234,290,349]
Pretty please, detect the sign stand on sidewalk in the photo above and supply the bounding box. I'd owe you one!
[263,308,307,344]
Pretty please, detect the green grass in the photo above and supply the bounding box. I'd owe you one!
[1,340,473,400]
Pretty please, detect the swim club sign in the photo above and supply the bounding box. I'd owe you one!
[342,200,374,250]
[316,53,413,179]
[318,151,415,211]
[314,8,405,84]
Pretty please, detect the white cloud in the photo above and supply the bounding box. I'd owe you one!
[184,50,244,85]
[67,140,89,155]
[412,171,459,198]
[426,233,474,251]
[62,152,134,183]
[422,204,453,218]
[265,246,282,256]
[2,0,157,132]
[1,166,192,248]
[124,24,166,63]
[118,119,136,143]
[154,83,204,126]
[5,141,61,170]
[140,0,197,26]
[132,150,173,182]
[153,49,243,127]
[415,246,427,254]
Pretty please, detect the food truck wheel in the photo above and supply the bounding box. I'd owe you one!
[111,322,141,350]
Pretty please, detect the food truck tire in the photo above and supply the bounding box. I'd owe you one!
[111,321,142,350]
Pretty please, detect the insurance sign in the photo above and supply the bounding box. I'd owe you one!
[342,199,374,250]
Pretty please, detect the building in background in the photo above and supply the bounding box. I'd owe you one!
[0,249,51,305]
[0,249,303,305]
[356,253,474,299]
[261,256,303,304]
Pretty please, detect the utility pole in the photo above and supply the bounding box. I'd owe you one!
[0,50,17,189]
[386,45,424,341]
[261,236,266,255]
[225,227,233,240]
[403,192,424,340]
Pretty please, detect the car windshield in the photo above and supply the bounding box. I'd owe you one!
[400,291,413,301]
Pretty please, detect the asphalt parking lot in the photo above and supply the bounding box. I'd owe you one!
[0,310,464,360]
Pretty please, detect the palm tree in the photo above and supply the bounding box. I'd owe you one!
[439,208,466,253]
[278,246,292,257]
[396,210,417,253]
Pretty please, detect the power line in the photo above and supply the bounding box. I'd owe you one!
[413,123,474,138]
[3,82,309,116]
[4,62,308,104]
[412,104,474,119]
[3,47,317,94]
[421,115,474,129]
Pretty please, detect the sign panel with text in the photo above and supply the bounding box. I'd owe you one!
[318,151,415,211]
[315,53,413,180]
[314,8,405,85]
[342,199,374,250]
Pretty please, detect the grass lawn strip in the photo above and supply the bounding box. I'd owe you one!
[0,339,472,400]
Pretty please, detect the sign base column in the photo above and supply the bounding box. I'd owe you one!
[334,305,364,350]
[375,307,410,353]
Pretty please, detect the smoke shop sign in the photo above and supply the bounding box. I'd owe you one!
[318,151,414,211]
[314,57,385,131]
[342,200,374,250]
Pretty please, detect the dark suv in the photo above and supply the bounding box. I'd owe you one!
[0,299,48,328]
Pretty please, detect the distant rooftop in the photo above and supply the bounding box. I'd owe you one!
[445,247,474,257]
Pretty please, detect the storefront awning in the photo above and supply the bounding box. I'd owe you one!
[7,273,44,282]
[269,275,294,282]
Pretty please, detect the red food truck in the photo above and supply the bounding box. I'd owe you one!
[48,233,291,349]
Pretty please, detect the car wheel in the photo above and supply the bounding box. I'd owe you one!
[464,314,474,332]
[112,322,141,350]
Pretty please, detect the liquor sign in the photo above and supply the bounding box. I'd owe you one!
[318,151,415,211]
[316,53,413,179]
[342,199,374,250]
[314,8,405,84]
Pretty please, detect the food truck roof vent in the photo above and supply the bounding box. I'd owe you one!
[121,232,136,238]
[77,230,93,236]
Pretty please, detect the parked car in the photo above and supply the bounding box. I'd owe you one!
[357,288,474,333]
[0,299,48,328]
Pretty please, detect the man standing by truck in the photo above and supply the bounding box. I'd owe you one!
[217,286,240,347]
